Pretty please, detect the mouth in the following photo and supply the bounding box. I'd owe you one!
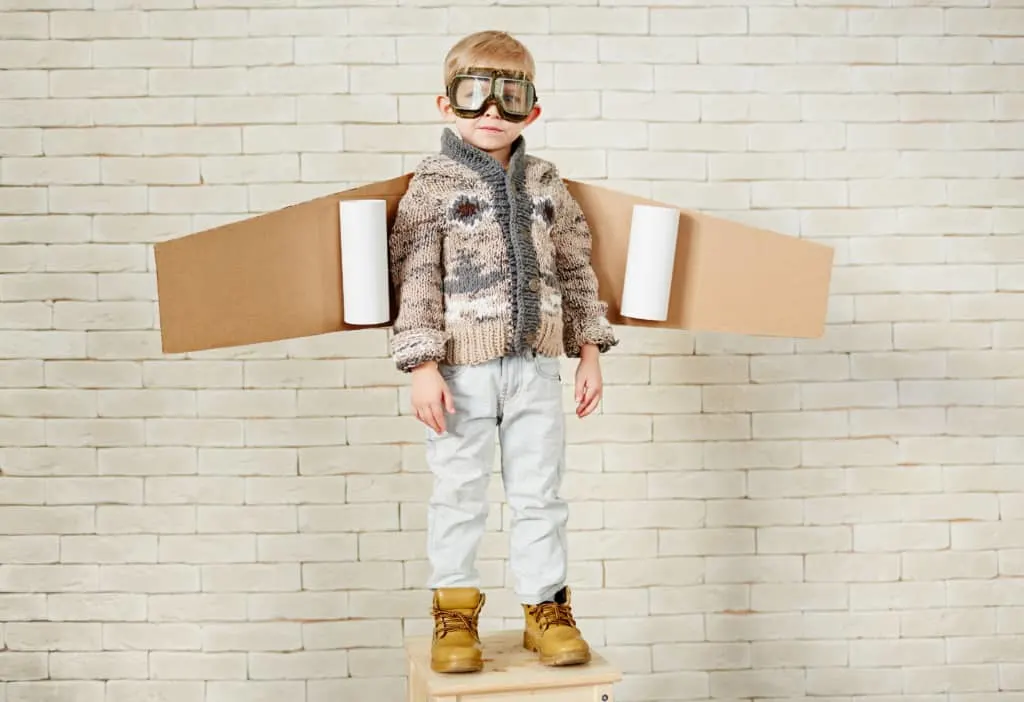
[478,125,503,133]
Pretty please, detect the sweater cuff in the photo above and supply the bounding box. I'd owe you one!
[565,315,618,358]
[391,328,449,372]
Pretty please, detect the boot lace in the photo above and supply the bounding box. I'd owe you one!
[529,601,577,632]
[433,599,483,640]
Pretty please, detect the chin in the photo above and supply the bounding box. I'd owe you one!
[468,133,513,150]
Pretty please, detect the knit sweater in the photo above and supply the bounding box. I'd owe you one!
[388,128,618,373]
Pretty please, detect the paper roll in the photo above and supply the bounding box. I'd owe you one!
[339,199,390,325]
[620,204,681,322]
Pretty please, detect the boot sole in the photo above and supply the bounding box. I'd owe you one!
[431,659,483,674]
[523,633,591,666]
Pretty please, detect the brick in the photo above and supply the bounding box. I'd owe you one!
[98,447,195,476]
[700,36,797,64]
[0,41,91,68]
[150,652,247,680]
[551,7,647,34]
[48,593,147,622]
[705,555,802,584]
[62,535,155,564]
[851,582,946,611]
[141,362,239,389]
[0,129,43,157]
[0,564,97,593]
[240,7,345,34]
[196,506,295,534]
[247,650,348,679]
[99,564,199,593]
[446,7,548,34]
[708,613,802,646]
[751,583,848,612]
[599,37,695,64]
[904,551,997,581]
[855,523,950,552]
[803,612,899,640]
[97,505,194,534]
[0,535,57,563]
[752,640,848,668]
[297,37,395,65]
[301,151,400,182]
[0,360,44,388]
[106,682,202,702]
[651,585,749,616]
[208,682,304,702]
[349,7,444,34]
[659,527,753,555]
[650,8,746,35]
[308,679,407,702]
[148,594,246,623]
[93,39,191,67]
[258,533,355,562]
[1,12,49,38]
[853,8,944,34]
[145,418,243,446]
[646,467,744,499]
[806,667,903,695]
[202,623,301,652]
[9,682,104,702]
[905,664,999,693]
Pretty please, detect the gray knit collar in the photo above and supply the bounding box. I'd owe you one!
[440,127,526,182]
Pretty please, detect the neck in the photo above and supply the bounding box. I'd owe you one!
[441,128,524,178]
[490,146,511,169]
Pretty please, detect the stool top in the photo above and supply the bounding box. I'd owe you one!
[405,629,622,696]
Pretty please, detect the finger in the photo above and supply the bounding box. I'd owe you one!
[430,402,446,434]
[443,387,455,414]
[578,385,600,415]
[581,390,601,417]
[414,406,430,432]
[418,407,436,434]
[575,376,586,403]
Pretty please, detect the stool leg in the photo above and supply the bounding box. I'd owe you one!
[407,659,422,702]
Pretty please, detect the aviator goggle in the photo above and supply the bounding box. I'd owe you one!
[446,67,538,123]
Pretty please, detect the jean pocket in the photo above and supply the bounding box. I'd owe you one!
[533,354,561,382]
[438,363,466,381]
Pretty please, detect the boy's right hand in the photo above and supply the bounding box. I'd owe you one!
[410,361,455,434]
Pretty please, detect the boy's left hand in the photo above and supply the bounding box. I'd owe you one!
[574,345,603,418]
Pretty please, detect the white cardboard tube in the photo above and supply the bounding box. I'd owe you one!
[620,204,681,322]
[339,199,390,325]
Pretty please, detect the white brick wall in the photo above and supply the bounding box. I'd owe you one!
[0,2,1022,701]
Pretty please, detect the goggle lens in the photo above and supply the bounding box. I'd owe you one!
[449,73,536,119]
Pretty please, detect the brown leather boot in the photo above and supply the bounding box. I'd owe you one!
[430,587,485,673]
[522,586,591,666]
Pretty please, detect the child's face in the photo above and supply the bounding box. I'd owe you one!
[437,67,541,157]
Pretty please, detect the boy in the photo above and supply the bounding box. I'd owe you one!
[388,30,618,674]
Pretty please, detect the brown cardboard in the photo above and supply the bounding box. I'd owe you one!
[565,181,834,339]
[154,175,833,354]
[154,174,410,354]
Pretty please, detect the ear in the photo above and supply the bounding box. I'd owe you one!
[436,95,455,122]
[522,103,542,126]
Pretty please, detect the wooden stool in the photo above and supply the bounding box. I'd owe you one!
[405,629,622,702]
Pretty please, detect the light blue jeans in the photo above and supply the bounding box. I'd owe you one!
[425,349,568,605]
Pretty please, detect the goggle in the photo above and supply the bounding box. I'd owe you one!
[446,67,538,123]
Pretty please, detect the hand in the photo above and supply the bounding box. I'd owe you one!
[574,345,603,418]
[411,361,455,434]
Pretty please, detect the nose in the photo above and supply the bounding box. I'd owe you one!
[482,101,500,118]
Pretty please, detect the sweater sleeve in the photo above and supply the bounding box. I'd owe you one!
[549,167,619,358]
[388,166,450,372]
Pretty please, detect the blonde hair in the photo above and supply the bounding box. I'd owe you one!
[443,31,536,86]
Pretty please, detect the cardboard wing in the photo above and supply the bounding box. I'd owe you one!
[154,175,833,354]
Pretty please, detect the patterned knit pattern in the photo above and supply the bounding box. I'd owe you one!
[388,129,618,372]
